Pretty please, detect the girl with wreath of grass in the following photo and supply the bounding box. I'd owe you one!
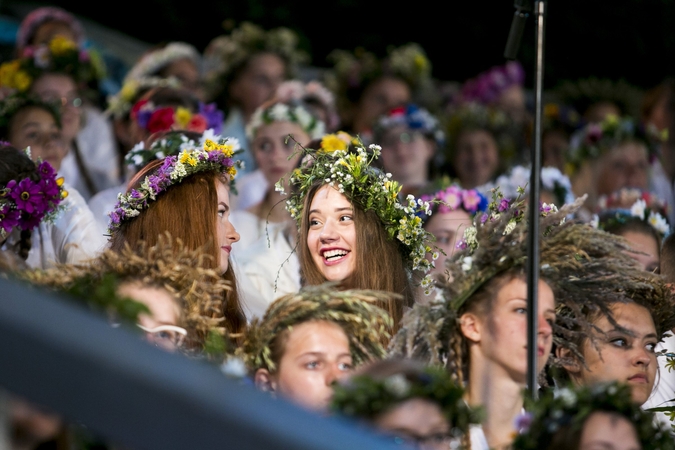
[106,131,248,335]
[281,134,437,332]
[332,357,480,450]
[238,283,392,412]
[389,188,642,449]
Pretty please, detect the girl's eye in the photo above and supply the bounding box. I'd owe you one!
[217,209,226,218]
[338,362,353,371]
[646,342,657,353]
[309,218,320,226]
[339,215,353,222]
[436,236,452,245]
[305,361,319,369]
[515,307,527,314]
[610,338,628,347]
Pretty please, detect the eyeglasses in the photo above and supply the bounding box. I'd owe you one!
[39,93,82,108]
[381,131,424,147]
[137,324,187,350]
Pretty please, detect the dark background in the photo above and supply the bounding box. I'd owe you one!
[3,0,675,90]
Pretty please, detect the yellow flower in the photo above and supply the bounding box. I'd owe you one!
[174,107,192,128]
[544,103,559,118]
[228,166,237,177]
[56,177,65,187]
[414,54,429,72]
[321,134,348,152]
[13,71,32,92]
[0,61,20,87]
[604,114,619,128]
[120,81,138,101]
[61,190,69,199]
[179,150,198,167]
[220,143,234,157]
[49,36,77,56]
[204,139,217,151]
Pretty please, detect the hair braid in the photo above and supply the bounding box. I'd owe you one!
[16,229,32,261]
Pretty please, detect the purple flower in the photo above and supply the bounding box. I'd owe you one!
[456,240,467,250]
[480,213,489,224]
[514,412,534,432]
[21,212,43,230]
[37,161,56,179]
[498,198,511,212]
[8,178,45,214]
[39,177,60,199]
[0,204,20,234]
[79,50,90,62]
[147,175,163,193]
[135,110,152,129]
[540,202,552,214]
[199,102,224,134]
[130,189,143,199]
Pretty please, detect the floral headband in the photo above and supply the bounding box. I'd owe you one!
[106,77,182,119]
[276,80,340,132]
[418,184,488,225]
[479,165,576,208]
[279,133,437,293]
[124,42,201,82]
[0,156,67,239]
[0,36,105,93]
[512,382,673,450]
[245,101,325,140]
[373,104,445,148]
[457,61,525,105]
[16,7,85,51]
[331,365,480,435]
[594,189,670,238]
[543,102,583,134]
[569,114,665,170]
[130,99,223,134]
[107,135,240,235]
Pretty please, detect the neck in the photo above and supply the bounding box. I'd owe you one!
[467,357,525,450]
[255,189,291,223]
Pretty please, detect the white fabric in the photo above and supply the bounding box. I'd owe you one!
[88,183,126,236]
[60,106,119,201]
[650,158,675,226]
[222,108,255,177]
[229,209,269,249]
[230,256,270,322]
[469,425,490,450]
[235,222,301,318]
[642,333,675,428]
[230,169,268,212]
[4,184,108,269]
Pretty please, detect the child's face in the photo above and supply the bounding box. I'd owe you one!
[9,106,67,171]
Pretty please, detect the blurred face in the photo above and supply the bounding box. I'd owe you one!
[596,142,649,197]
[161,58,204,101]
[454,129,499,188]
[8,106,67,170]
[462,278,555,383]
[31,21,76,47]
[621,230,660,273]
[578,412,641,450]
[542,130,569,172]
[117,282,183,351]
[585,101,621,124]
[497,85,526,124]
[215,180,240,273]
[30,73,81,142]
[374,398,451,450]
[572,302,657,405]
[262,320,353,411]
[307,185,356,282]
[230,53,286,118]
[252,121,309,186]
[352,77,410,134]
[424,209,472,276]
[380,125,435,185]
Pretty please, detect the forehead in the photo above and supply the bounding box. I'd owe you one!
[12,106,57,128]
[594,302,656,334]
[215,179,230,202]
[283,320,350,353]
[32,73,77,93]
[310,185,351,209]
[424,209,472,230]
[255,120,307,140]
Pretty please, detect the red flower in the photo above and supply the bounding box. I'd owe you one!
[187,114,208,133]
[147,107,176,133]
[130,99,149,121]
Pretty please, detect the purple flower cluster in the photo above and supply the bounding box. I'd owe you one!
[199,102,224,134]
[459,61,525,105]
[419,185,488,223]
[0,161,65,236]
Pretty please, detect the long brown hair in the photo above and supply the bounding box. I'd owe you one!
[298,182,414,331]
[108,159,246,334]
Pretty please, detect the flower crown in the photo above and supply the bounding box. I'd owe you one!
[106,77,182,119]
[280,134,437,292]
[570,114,665,170]
[458,61,525,105]
[0,157,67,239]
[594,189,670,238]
[331,366,480,435]
[245,101,326,140]
[108,135,240,235]
[237,284,392,373]
[374,104,445,148]
[543,102,583,133]
[512,382,673,450]
[130,99,223,134]
[0,36,105,93]
[479,165,575,208]
[124,42,201,82]
[276,80,340,132]
[204,22,308,97]
[418,184,488,225]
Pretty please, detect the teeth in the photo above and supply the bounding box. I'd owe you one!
[323,249,348,260]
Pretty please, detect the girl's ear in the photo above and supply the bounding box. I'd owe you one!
[254,368,278,395]
[555,346,581,375]
[459,312,483,343]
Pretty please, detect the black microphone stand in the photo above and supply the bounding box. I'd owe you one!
[504,0,547,400]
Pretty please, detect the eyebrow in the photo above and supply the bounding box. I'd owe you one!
[218,202,229,211]
[296,351,352,359]
[308,207,353,215]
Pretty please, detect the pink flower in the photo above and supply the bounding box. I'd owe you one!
[462,189,482,212]
[440,186,462,211]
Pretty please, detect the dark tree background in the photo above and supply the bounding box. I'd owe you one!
[5,0,675,90]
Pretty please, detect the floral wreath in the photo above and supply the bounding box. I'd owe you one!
[543,102,583,134]
[16,7,85,50]
[373,103,445,148]
[276,80,340,132]
[331,365,480,436]
[594,189,670,238]
[130,98,224,134]
[203,21,308,99]
[512,382,674,450]
[124,42,201,83]
[569,114,666,171]
[479,165,576,208]
[278,133,437,293]
[237,284,392,373]
[417,183,488,225]
[0,154,68,240]
[107,135,240,235]
[0,36,105,94]
[457,61,525,105]
[245,100,326,140]
[105,77,182,119]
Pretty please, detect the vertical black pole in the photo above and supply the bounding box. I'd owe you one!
[526,0,546,400]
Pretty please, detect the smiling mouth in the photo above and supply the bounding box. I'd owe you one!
[321,249,349,264]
